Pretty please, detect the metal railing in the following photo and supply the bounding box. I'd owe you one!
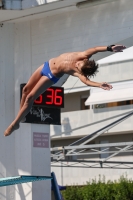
[51,110,133,168]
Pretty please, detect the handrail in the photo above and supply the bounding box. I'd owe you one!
[51,141,133,152]
[51,172,65,200]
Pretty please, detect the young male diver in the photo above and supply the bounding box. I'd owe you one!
[4,44,126,136]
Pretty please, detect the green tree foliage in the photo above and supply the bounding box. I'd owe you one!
[61,175,133,200]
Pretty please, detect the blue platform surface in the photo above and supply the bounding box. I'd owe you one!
[0,175,52,187]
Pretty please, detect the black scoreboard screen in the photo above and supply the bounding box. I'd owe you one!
[25,106,61,125]
[20,84,64,125]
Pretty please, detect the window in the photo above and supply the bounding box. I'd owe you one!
[94,100,133,109]
[81,96,90,110]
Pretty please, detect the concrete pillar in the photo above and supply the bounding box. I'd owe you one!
[15,123,51,200]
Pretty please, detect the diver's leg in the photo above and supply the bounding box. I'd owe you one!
[4,76,53,136]
[20,64,43,109]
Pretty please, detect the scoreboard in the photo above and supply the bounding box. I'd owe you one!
[20,84,64,125]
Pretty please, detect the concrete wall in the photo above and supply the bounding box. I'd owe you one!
[62,0,133,91]
[14,22,51,200]
[0,23,16,200]
[51,104,133,138]
[0,22,51,199]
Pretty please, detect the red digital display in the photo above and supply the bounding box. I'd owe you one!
[20,84,64,108]
[33,88,64,107]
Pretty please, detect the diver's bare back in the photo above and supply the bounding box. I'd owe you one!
[49,52,85,77]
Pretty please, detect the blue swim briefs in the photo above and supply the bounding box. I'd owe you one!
[40,61,60,84]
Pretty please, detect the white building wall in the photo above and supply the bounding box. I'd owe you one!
[14,22,51,200]
[0,23,16,200]
[51,105,133,138]
[0,22,51,199]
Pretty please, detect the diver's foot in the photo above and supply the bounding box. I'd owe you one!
[4,123,20,137]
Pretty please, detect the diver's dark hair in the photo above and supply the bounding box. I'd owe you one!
[81,60,99,77]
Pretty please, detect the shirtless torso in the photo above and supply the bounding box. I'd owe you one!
[49,52,86,78]
[48,44,126,82]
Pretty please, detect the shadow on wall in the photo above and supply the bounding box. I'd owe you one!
[53,124,62,136]
[62,117,72,135]
[53,117,72,136]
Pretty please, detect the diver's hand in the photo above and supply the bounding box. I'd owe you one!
[112,45,126,52]
[99,82,113,90]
